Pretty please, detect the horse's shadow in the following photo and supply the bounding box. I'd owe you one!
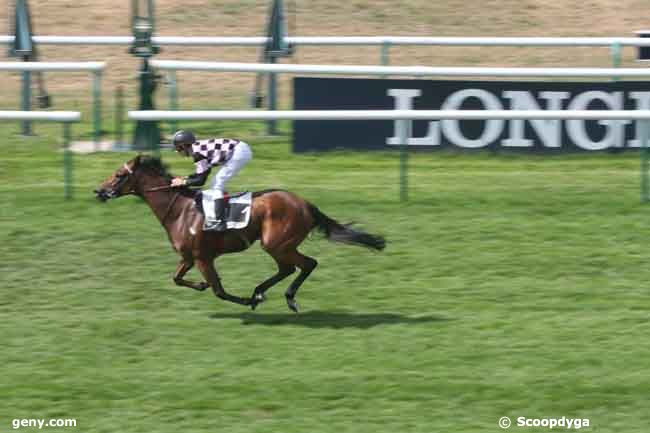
[209,310,450,329]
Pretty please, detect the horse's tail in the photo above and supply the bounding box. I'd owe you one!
[307,203,386,251]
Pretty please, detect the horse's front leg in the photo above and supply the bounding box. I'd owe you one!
[173,259,209,291]
[195,259,251,307]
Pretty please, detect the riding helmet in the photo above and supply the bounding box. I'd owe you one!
[172,130,196,151]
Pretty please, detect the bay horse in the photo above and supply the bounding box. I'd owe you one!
[94,155,385,311]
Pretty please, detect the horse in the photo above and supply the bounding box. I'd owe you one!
[94,155,386,312]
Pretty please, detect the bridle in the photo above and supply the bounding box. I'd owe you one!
[105,163,136,198]
[112,163,174,196]
[109,161,181,224]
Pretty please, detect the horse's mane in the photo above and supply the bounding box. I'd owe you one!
[139,156,173,182]
[137,156,199,198]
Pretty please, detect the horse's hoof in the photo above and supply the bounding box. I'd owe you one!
[250,292,266,311]
[286,297,299,313]
[197,282,209,291]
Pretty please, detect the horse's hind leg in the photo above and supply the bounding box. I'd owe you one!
[250,260,295,310]
[195,259,251,307]
[282,250,318,313]
[173,259,209,291]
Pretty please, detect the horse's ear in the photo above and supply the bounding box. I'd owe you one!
[133,154,142,168]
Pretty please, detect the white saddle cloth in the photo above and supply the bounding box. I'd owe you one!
[201,191,252,231]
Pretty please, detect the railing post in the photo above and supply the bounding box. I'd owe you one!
[398,118,411,202]
[610,42,622,82]
[167,70,178,136]
[641,119,649,203]
[380,40,391,78]
[21,70,32,135]
[93,70,102,149]
[63,122,72,200]
[268,57,278,135]
[114,86,125,150]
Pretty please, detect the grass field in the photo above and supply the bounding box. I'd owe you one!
[2,124,650,432]
[4,1,650,431]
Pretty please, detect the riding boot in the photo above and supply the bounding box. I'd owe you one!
[213,198,228,231]
[194,191,203,213]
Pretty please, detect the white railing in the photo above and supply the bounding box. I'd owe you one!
[149,60,650,137]
[286,36,650,47]
[0,61,105,71]
[149,60,650,77]
[3,35,650,47]
[0,35,266,46]
[129,109,650,121]
[1,62,105,144]
[128,109,650,202]
[0,110,80,122]
[1,111,80,200]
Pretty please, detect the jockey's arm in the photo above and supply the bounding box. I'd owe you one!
[173,158,213,187]
[184,169,211,187]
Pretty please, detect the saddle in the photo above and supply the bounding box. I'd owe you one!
[195,191,252,231]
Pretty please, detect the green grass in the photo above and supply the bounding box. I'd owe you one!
[2,126,650,432]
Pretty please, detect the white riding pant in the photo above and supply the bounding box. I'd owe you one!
[207,141,252,194]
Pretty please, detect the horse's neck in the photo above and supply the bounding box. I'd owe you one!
[139,177,187,226]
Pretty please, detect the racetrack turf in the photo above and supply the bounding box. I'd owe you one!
[2,129,650,432]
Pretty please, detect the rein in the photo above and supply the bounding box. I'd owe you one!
[160,191,181,225]
[139,181,181,225]
[146,185,175,192]
[142,183,183,224]
[116,181,174,197]
[145,185,190,224]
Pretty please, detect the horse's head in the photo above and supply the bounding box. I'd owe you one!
[94,155,143,202]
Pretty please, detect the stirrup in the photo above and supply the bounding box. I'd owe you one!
[204,219,227,232]
[204,222,223,231]
[215,219,227,231]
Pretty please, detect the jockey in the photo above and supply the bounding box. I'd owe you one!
[171,130,253,230]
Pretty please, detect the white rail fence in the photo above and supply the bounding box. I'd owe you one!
[2,35,648,80]
[2,35,649,79]
[4,35,650,47]
[0,62,106,143]
[128,109,650,202]
[1,111,80,200]
[4,36,649,199]
[0,62,105,71]
[129,109,650,121]
[150,60,650,78]
[0,110,80,122]
[148,60,650,137]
